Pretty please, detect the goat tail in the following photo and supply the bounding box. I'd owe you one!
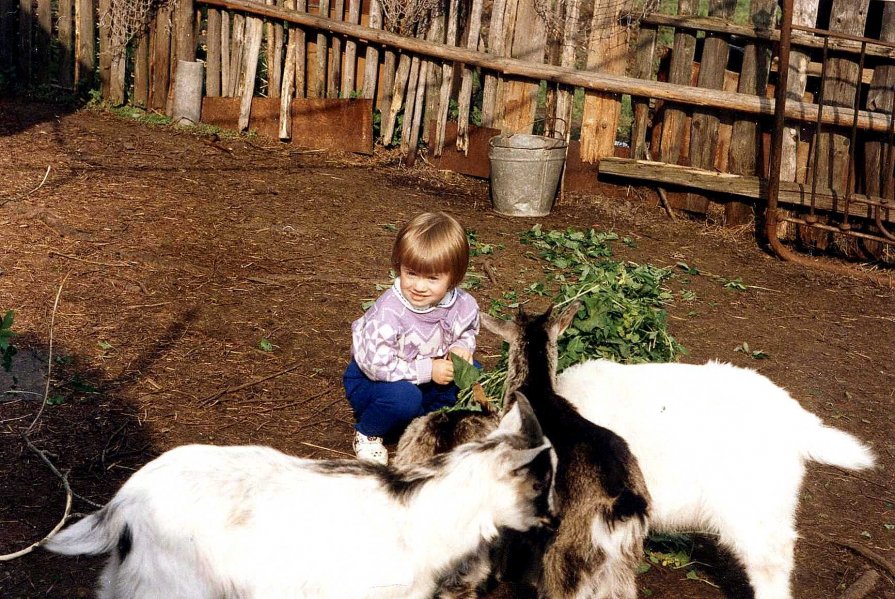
[802,421,875,471]
[611,489,649,525]
[43,506,122,556]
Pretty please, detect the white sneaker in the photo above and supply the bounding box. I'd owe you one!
[353,432,388,465]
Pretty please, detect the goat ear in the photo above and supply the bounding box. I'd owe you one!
[551,301,580,336]
[480,312,518,343]
[495,392,544,447]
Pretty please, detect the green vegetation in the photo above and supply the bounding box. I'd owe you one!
[1,310,16,373]
[451,225,685,412]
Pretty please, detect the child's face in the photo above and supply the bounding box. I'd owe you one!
[399,266,452,309]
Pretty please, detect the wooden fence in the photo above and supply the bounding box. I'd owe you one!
[4,0,895,237]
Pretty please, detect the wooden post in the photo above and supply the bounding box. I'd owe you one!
[315,0,329,97]
[498,0,546,135]
[421,13,444,142]
[864,2,895,203]
[327,0,343,97]
[97,0,111,98]
[812,0,870,194]
[207,8,222,95]
[295,0,307,97]
[382,51,412,145]
[18,0,33,83]
[341,0,361,96]
[36,0,51,82]
[239,11,264,130]
[399,53,422,156]
[229,13,246,95]
[265,0,284,97]
[0,0,12,69]
[221,11,232,95]
[658,0,696,165]
[456,0,484,152]
[57,0,74,87]
[686,0,736,213]
[630,23,658,160]
[780,0,820,182]
[76,0,95,87]
[433,0,459,155]
[726,0,775,225]
[133,31,150,106]
[579,0,628,162]
[280,0,298,138]
[481,0,508,128]
[149,5,172,110]
[361,0,382,102]
[553,0,580,139]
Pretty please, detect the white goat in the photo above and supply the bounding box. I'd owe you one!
[557,358,876,599]
[44,395,555,599]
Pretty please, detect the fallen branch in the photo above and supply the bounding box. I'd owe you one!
[841,569,880,599]
[0,165,51,208]
[199,362,304,406]
[26,271,70,435]
[836,540,895,581]
[0,463,71,561]
[299,441,354,457]
[48,251,136,268]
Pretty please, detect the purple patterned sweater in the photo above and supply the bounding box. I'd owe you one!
[351,279,480,384]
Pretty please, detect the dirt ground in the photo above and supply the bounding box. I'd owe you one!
[0,98,893,599]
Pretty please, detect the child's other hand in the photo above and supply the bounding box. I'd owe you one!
[432,358,454,385]
[449,347,473,364]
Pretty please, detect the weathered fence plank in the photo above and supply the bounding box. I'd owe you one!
[726,0,775,225]
[207,9,222,96]
[481,0,508,128]
[149,7,172,109]
[315,0,330,97]
[579,0,628,162]
[361,0,382,102]
[499,0,546,136]
[659,0,696,165]
[341,0,361,96]
[864,2,895,203]
[630,23,657,160]
[97,0,111,97]
[812,0,870,198]
[780,0,819,183]
[133,31,150,106]
[553,0,580,139]
[36,0,51,82]
[456,0,484,152]
[58,0,74,87]
[76,0,95,85]
[328,0,343,98]
[433,0,459,155]
[221,11,232,94]
[686,0,736,213]
[238,11,264,129]
[18,0,33,82]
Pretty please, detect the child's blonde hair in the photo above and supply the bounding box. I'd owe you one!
[392,212,469,289]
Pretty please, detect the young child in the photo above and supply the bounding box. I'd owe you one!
[344,211,480,465]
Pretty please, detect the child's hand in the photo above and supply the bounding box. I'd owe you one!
[449,347,473,364]
[432,358,454,385]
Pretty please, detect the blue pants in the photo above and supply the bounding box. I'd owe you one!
[343,359,462,439]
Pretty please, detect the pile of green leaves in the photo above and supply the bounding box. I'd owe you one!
[450,226,685,412]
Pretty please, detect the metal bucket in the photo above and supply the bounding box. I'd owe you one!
[488,133,568,217]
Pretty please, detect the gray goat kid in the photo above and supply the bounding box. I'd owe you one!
[396,302,651,599]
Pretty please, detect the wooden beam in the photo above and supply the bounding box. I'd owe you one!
[598,157,895,224]
[640,12,895,60]
[197,0,895,134]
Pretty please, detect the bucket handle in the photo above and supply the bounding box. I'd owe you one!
[501,117,568,140]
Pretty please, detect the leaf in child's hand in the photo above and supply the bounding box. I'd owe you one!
[451,353,481,390]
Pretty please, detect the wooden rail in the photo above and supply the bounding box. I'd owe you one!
[598,158,895,224]
[198,0,895,134]
[640,13,895,60]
